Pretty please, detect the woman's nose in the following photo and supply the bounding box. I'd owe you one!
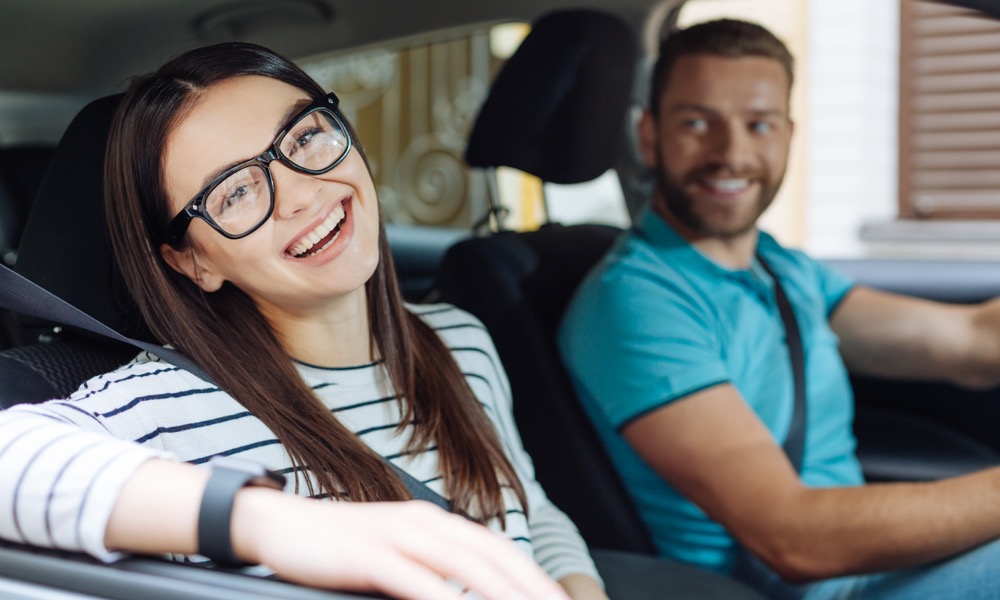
[270,162,319,219]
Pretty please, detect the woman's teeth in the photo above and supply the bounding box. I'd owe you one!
[290,203,346,257]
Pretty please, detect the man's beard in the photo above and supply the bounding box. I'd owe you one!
[652,148,784,240]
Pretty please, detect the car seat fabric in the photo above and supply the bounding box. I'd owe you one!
[437,8,655,553]
[15,94,153,343]
[436,226,656,553]
[0,144,55,251]
[0,94,141,407]
[0,144,55,348]
[464,9,636,184]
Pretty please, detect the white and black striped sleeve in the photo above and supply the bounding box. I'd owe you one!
[0,408,169,561]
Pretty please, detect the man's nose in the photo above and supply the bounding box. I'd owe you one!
[709,121,755,170]
[270,162,318,219]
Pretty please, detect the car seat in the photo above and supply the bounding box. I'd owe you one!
[435,8,656,554]
[0,94,139,408]
[0,143,56,348]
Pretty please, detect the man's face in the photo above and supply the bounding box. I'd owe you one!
[639,54,793,239]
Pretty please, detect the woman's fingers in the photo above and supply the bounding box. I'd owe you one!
[240,493,570,600]
[360,551,466,600]
[388,502,568,599]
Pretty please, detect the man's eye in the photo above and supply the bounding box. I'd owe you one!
[750,121,774,134]
[682,118,708,132]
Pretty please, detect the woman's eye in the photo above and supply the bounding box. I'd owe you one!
[287,127,323,155]
[221,185,250,211]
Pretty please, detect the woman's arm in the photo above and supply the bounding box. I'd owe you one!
[109,458,570,600]
[1,411,569,600]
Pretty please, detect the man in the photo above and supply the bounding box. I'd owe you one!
[558,18,1000,599]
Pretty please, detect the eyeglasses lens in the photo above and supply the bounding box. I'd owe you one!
[204,108,349,237]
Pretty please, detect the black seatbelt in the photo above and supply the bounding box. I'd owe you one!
[0,264,452,512]
[756,254,806,473]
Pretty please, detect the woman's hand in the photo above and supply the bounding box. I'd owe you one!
[234,488,572,600]
[558,573,609,600]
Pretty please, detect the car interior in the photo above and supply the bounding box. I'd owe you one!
[3,0,1000,598]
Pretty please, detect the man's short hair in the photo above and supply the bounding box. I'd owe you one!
[649,18,794,115]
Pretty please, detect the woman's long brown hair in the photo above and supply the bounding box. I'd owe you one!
[104,42,526,523]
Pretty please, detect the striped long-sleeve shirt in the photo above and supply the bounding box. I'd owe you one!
[0,304,599,583]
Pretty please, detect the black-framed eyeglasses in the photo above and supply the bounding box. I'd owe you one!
[163,92,352,247]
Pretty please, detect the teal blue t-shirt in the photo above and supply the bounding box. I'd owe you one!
[557,209,864,574]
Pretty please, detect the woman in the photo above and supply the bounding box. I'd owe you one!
[0,42,604,600]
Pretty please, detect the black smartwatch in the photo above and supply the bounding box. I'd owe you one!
[198,456,287,567]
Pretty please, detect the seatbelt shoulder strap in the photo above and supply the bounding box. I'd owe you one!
[755,253,807,474]
[0,264,452,511]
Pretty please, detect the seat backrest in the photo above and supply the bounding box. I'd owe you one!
[0,94,138,408]
[0,143,55,266]
[0,143,56,349]
[437,226,654,553]
[437,9,654,553]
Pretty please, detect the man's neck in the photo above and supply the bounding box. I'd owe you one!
[656,203,759,270]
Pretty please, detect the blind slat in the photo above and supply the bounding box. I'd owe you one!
[912,130,1000,150]
[914,150,1000,168]
[912,170,1000,188]
[914,71,1000,93]
[913,91,1000,112]
[914,15,1000,37]
[915,52,1000,75]
[913,111,1000,131]
[914,32,1000,56]
[902,0,1000,219]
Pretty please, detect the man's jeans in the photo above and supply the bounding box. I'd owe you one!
[737,537,1000,600]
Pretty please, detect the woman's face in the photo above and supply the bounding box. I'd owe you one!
[160,76,381,322]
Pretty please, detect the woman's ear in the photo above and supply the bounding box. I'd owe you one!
[159,243,224,292]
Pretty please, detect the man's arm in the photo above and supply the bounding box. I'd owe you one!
[622,383,1000,582]
[831,287,1000,388]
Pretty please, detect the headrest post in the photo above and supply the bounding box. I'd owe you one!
[472,166,509,235]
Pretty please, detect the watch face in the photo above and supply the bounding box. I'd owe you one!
[208,456,287,489]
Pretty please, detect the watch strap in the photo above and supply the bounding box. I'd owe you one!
[198,465,278,566]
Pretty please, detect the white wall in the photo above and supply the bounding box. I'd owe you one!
[804,0,899,258]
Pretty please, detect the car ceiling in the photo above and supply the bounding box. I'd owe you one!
[1,0,658,97]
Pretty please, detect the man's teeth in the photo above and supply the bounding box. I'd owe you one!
[706,178,750,193]
[290,204,346,257]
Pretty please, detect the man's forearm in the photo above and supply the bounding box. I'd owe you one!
[739,466,1000,582]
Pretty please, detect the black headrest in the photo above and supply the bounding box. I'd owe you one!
[464,9,636,184]
[15,94,154,342]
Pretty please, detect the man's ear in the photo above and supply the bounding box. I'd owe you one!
[637,109,659,168]
[159,243,224,292]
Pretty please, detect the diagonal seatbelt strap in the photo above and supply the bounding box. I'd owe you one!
[756,254,807,474]
[0,263,452,512]
[0,264,209,379]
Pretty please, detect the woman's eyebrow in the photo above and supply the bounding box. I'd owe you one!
[196,97,314,190]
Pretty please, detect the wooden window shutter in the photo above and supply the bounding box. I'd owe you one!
[899,0,1000,219]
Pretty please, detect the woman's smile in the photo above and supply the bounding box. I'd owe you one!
[284,195,356,266]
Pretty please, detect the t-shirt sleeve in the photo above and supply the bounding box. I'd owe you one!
[559,265,730,429]
[0,407,169,562]
[814,259,856,317]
